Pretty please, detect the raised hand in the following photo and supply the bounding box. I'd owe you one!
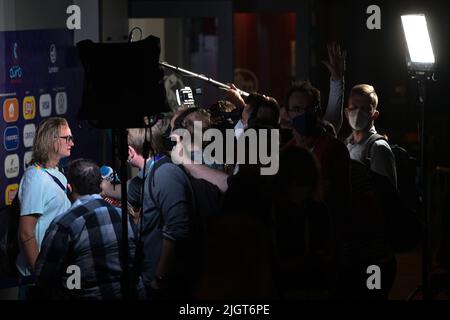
[322,42,346,80]
[225,83,247,109]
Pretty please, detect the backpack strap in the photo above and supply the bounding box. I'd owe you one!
[147,156,174,205]
[364,133,388,167]
[147,156,198,218]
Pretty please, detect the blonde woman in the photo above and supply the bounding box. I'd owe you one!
[16,117,74,296]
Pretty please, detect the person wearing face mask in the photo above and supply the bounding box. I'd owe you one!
[283,81,350,245]
[344,84,397,189]
[279,42,346,142]
[282,41,347,151]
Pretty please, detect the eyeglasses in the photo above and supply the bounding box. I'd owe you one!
[59,135,74,143]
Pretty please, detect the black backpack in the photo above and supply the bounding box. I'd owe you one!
[0,194,20,278]
[364,133,421,213]
[362,135,423,252]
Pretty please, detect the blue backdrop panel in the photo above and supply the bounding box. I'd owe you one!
[0,29,103,208]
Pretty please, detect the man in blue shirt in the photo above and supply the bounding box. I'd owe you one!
[34,159,142,299]
[126,127,198,299]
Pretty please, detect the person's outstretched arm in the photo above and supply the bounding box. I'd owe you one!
[226,83,252,129]
[184,163,229,192]
[322,42,346,134]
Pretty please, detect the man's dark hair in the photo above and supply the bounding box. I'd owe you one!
[284,81,321,112]
[173,107,212,149]
[247,93,280,128]
[66,158,102,195]
[174,107,212,134]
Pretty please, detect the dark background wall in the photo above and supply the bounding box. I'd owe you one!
[312,0,450,169]
[3,0,449,168]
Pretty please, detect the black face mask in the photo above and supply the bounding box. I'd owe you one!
[292,112,318,136]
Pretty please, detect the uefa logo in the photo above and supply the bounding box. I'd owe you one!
[12,42,19,62]
[50,44,57,64]
[9,42,23,82]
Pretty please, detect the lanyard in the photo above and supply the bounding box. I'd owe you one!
[35,165,66,193]
[149,154,164,169]
[144,154,165,178]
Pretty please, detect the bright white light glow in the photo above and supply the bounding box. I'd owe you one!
[401,14,435,64]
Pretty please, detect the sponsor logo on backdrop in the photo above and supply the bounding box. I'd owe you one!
[50,44,57,63]
[3,98,19,122]
[23,123,36,148]
[39,94,52,117]
[4,126,20,151]
[49,44,59,73]
[55,92,67,114]
[4,154,20,179]
[5,184,19,206]
[23,96,36,120]
[9,65,22,80]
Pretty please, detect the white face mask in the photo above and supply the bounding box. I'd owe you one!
[348,109,372,131]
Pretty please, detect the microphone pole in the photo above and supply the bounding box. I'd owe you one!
[159,61,250,98]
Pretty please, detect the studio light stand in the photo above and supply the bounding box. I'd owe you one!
[400,14,436,301]
[77,34,169,299]
[406,72,433,301]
